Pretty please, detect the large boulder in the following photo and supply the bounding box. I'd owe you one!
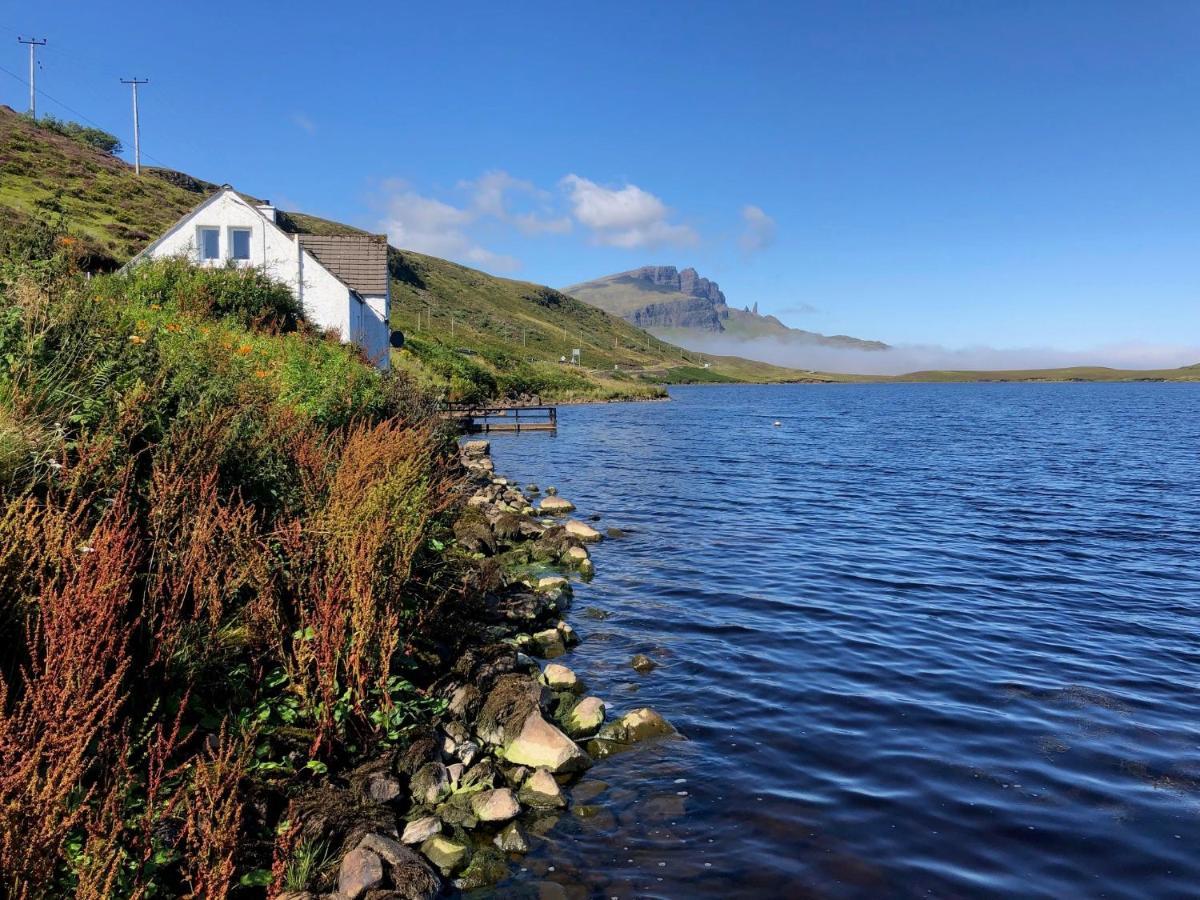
[357,834,441,900]
[475,674,547,746]
[453,511,496,555]
[501,711,591,774]
[338,847,384,900]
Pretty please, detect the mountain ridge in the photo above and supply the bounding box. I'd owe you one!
[563,265,889,351]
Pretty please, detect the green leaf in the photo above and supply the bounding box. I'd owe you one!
[239,868,272,887]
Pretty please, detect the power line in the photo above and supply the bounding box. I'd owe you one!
[0,58,169,168]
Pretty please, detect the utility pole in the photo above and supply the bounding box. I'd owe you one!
[120,78,149,174]
[522,327,527,348]
[17,38,46,118]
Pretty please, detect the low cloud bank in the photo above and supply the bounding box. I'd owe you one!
[672,336,1200,375]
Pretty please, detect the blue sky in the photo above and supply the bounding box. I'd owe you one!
[3,1,1199,365]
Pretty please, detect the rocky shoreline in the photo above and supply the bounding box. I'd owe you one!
[279,439,675,899]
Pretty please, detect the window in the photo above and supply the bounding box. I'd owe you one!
[198,227,219,261]
[230,228,251,261]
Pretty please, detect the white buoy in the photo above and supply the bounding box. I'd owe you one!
[773,420,782,427]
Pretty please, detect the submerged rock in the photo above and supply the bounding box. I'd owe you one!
[454,846,509,890]
[631,653,658,674]
[494,820,530,854]
[588,708,675,759]
[518,767,567,809]
[420,834,469,875]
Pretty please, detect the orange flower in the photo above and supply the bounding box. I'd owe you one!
[128,335,145,345]
[254,369,270,379]
[150,304,162,311]
[165,322,181,333]
[237,344,253,356]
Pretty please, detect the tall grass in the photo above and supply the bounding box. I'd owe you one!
[0,225,468,897]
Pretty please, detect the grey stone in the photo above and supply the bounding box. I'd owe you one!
[401,816,442,845]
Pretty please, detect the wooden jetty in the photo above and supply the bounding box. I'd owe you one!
[442,404,557,434]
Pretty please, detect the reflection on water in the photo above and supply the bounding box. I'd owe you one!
[480,384,1200,899]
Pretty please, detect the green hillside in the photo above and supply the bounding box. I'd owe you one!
[0,105,824,400]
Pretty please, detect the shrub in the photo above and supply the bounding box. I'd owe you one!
[35,115,123,155]
[0,246,469,896]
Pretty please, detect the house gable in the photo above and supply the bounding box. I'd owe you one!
[129,186,393,370]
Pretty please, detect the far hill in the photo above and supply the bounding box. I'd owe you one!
[0,105,829,401]
[564,265,888,351]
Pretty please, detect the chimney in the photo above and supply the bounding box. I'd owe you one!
[256,201,277,223]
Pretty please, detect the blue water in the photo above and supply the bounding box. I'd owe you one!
[484,383,1200,899]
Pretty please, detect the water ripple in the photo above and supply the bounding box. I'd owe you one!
[483,383,1200,899]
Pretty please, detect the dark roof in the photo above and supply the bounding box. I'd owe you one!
[297,233,389,295]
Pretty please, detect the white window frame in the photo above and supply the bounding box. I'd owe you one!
[229,227,252,262]
[197,226,220,262]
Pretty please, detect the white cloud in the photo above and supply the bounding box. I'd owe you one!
[291,112,316,135]
[560,174,697,248]
[378,170,696,269]
[739,204,776,254]
[459,171,572,235]
[379,180,519,271]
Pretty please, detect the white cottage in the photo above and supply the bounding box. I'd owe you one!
[129,186,392,369]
